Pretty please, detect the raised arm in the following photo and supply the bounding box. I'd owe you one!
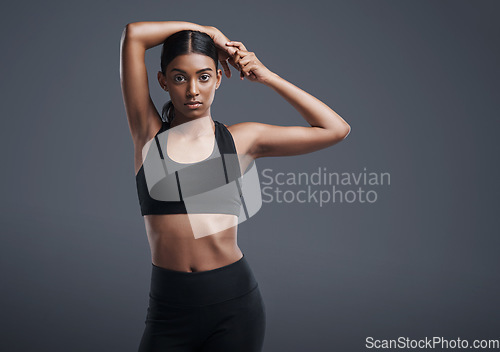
[119,21,215,144]
[224,41,351,159]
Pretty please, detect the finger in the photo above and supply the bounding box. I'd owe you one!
[242,66,252,77]
[220,59,231,78]
[231,47,248,59]
[238,56,251,68]
[226,44,246,58]
[228,48,241,70]
[226,41,247,52]
[228,57,239,71]
[233,49,242,69]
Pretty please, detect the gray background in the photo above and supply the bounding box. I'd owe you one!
[1,0,499,351]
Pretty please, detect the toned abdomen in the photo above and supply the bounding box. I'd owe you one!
[144,213,242,272]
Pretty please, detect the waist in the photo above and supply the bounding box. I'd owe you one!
[149,253,258,307]
[145,217,240,271]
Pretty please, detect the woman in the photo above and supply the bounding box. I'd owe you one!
[120,21,350,352]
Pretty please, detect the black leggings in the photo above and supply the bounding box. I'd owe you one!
[138,253,266,352]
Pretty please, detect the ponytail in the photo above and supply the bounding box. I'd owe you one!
[161,100,175,124]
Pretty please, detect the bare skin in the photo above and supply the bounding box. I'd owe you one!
[120,21,350,272]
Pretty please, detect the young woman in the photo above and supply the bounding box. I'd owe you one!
[120,21,350,352]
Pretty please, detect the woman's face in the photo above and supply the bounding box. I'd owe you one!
[161,53,222,119]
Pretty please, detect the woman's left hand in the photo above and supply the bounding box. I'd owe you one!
[225,41,275,84]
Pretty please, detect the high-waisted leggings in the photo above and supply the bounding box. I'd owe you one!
[138,253,266,352]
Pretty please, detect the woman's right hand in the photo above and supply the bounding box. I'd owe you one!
[203,26,239,79]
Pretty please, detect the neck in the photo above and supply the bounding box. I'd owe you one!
[169,115,215,137]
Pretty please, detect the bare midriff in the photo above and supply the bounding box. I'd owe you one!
[143,213,243,273]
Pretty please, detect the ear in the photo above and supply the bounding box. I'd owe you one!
[157,71,168,91]
[215,69,222,90]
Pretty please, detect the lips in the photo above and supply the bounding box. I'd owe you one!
[185,101,202,109]
[185,101,202,105]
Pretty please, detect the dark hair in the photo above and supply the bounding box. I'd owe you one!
[160,30,219,123]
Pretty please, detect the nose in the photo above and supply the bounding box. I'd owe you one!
[187,78,200,97]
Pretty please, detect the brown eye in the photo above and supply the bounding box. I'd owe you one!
[174,75,185,83]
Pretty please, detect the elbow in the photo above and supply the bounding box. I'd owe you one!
[122,22,138,40]
[342,124,351,140]
[325,124,350,145]
[121,24,131,43]
[330,123,350,141]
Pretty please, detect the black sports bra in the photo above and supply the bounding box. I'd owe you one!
[135,120,245,217]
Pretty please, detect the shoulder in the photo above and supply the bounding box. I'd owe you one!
[222,122,265,157]
[224,121,264,136]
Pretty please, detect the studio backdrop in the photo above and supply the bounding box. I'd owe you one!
[1,1,499,351]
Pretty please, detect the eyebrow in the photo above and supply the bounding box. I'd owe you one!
[170,68,213,74]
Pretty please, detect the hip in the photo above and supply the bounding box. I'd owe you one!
[148,252,258,307]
